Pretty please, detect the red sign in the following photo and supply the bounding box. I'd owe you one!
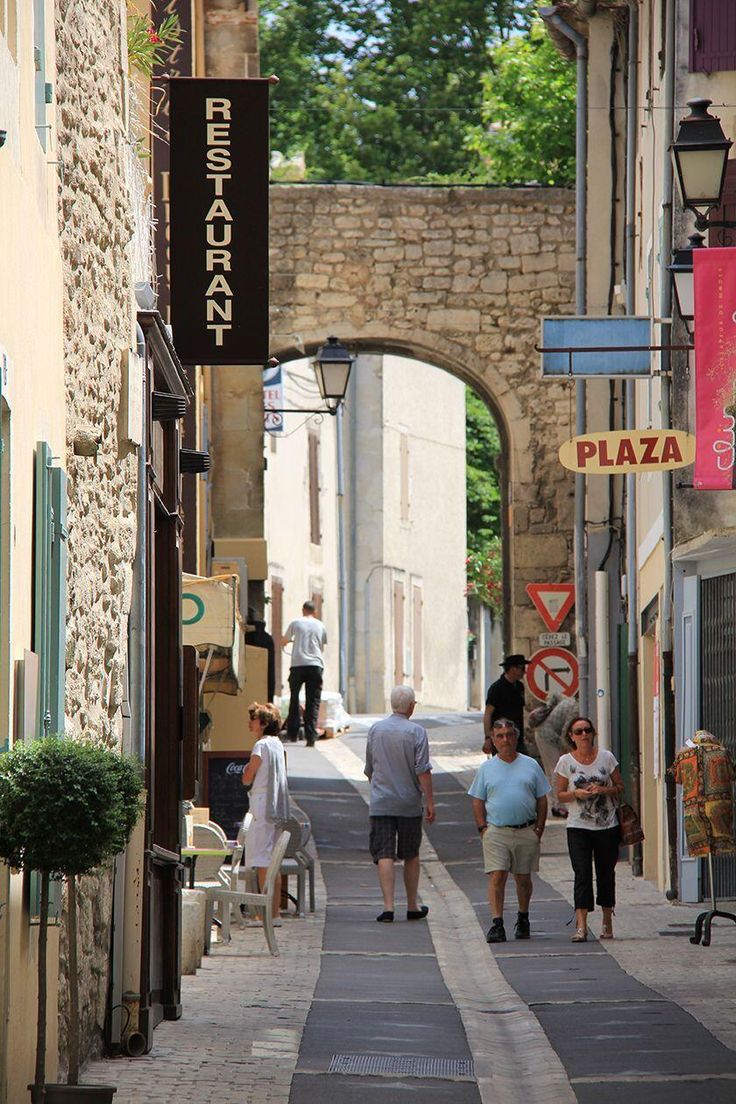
[525,583,575,632]
[526,647,579,703]
[694,247,736,489]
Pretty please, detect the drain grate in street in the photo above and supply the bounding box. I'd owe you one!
[327,1054,475,1080]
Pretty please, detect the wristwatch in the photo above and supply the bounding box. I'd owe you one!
[478,824,488,833]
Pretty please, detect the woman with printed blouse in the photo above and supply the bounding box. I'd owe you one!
[554,716,625,943]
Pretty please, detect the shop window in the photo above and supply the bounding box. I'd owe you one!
[690,0,736,73]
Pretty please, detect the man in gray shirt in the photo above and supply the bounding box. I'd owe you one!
[364,685,435,922]
[282,600,327,747]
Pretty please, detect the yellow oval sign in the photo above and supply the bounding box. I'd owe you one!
[559,429,696,474]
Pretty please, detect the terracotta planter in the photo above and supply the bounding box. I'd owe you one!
[39,1085,117,1103]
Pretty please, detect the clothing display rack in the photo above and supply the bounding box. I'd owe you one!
[689,851,736,947]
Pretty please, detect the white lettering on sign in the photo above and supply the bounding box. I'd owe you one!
[539,632,571,647]
[225,761,244,775]
[204,97,234,346]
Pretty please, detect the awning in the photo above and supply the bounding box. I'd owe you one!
[182,573,245,695]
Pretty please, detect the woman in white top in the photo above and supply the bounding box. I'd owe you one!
[242,703,290,922]
[554,716,624,943]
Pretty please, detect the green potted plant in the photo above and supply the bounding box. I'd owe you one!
[0,736,144,1103]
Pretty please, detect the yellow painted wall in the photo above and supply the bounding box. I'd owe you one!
[0,5,66,1098]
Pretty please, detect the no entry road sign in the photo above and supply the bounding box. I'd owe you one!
[526,647,579,702]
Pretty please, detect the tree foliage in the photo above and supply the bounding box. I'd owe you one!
[466,389,503,612]
[0,737,144,877]
[466,388,501,554]
[467,18,576,185]
[261,0,538,182]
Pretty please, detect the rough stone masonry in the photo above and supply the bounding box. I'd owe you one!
[269,183,577,649]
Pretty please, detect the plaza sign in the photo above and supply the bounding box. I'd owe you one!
[169,78,270,365]
[559,429,696,474]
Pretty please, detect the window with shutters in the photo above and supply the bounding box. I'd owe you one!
[310,587,323,621]
[690,0,736,73]
[308,432,321,545]
[412,584,423,691]
[393,579,405,686]
[30,441,66,922]
[33,442,67,738]
[33,0,47,148]
[1,2,18,58]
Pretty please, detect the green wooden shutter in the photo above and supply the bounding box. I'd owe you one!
[49,466,68,734]
[33,442,53,738]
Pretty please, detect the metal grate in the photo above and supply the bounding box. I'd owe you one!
[700,573,736,901]
[327,1054,474,1080]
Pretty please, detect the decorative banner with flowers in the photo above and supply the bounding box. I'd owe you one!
[693,247,736,489]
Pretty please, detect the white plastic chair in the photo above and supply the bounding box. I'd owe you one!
[204,830,291,957]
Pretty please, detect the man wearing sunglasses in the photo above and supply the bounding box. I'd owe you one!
[468,718,550,943]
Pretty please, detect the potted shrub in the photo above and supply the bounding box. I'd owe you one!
[0,736,144,1103]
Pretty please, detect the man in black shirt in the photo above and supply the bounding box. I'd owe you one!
[483,655,529,756]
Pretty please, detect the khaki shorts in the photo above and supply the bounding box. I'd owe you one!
[482,824,540,875]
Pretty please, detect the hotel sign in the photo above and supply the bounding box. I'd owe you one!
[169,78,270,365]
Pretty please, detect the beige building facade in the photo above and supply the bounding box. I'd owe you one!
[264,353,468,714]
[545,0,736,901]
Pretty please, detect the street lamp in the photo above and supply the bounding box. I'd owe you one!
[669,232,706,327]
[313,336,354,409]
[671,99,733,230]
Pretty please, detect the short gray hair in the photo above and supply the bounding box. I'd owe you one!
[390,685,416,715]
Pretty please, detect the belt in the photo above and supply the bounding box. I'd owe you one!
[496,819,536,830]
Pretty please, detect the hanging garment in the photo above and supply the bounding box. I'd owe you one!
[672,738,736,857]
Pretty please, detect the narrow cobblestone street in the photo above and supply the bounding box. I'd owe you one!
[86,718,736,1102]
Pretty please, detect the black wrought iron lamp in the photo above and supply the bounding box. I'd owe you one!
[668,232,706,328]
[313,336,354,410]
[671,99,733,231]
[263,337,354,417]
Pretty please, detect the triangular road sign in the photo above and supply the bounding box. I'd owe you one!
[525,583,575,633]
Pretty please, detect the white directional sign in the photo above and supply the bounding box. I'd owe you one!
[539,632,571,647]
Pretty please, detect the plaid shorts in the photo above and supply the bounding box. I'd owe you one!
[369,815,423,863]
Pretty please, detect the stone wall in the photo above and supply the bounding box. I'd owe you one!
[55,0,139,1069]
[270,184,577,654]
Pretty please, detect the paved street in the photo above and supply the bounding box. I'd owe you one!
[86,717,736,1102]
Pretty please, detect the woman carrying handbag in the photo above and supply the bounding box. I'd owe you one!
[554,717,625,943]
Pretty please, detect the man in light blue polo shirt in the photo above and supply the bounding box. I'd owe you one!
[468,717,550,944]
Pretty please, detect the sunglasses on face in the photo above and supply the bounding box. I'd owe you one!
[572,726,594,735]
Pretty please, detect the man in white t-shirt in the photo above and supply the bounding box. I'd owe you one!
[282,601,327,747]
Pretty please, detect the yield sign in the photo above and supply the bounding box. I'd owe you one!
[525,583,575,633]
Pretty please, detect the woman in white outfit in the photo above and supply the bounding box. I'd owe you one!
[242,703,290,922]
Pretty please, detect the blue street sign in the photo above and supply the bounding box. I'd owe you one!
[540,316,653,377]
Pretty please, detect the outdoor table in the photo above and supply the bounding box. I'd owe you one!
[180,847,229,888]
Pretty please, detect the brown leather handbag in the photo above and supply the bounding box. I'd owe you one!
[618,801,645,846]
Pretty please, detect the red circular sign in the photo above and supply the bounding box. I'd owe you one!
[526,647,579,702]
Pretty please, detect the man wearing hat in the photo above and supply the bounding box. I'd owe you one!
[483,655,529,757]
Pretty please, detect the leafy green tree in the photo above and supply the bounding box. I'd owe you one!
[466,388,503,613]
[467,17,576,185]
[261,0,537,182]
[466,388,501,554]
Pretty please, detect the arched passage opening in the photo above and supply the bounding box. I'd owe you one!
[264,345,512,713]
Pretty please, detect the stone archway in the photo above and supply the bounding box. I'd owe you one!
[269,183,576,656]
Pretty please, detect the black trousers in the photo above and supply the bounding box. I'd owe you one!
[287,665,323,745]
[567,825,620,911]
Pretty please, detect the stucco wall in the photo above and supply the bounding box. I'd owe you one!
[0,2,66,1095]
[269,183,577,658]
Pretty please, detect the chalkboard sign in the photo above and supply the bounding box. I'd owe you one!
[203,751,251,841]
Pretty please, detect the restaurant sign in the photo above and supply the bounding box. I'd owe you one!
[559,429,696,474]
[169,78,270,365]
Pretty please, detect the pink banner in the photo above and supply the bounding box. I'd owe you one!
[694,247,736,489]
